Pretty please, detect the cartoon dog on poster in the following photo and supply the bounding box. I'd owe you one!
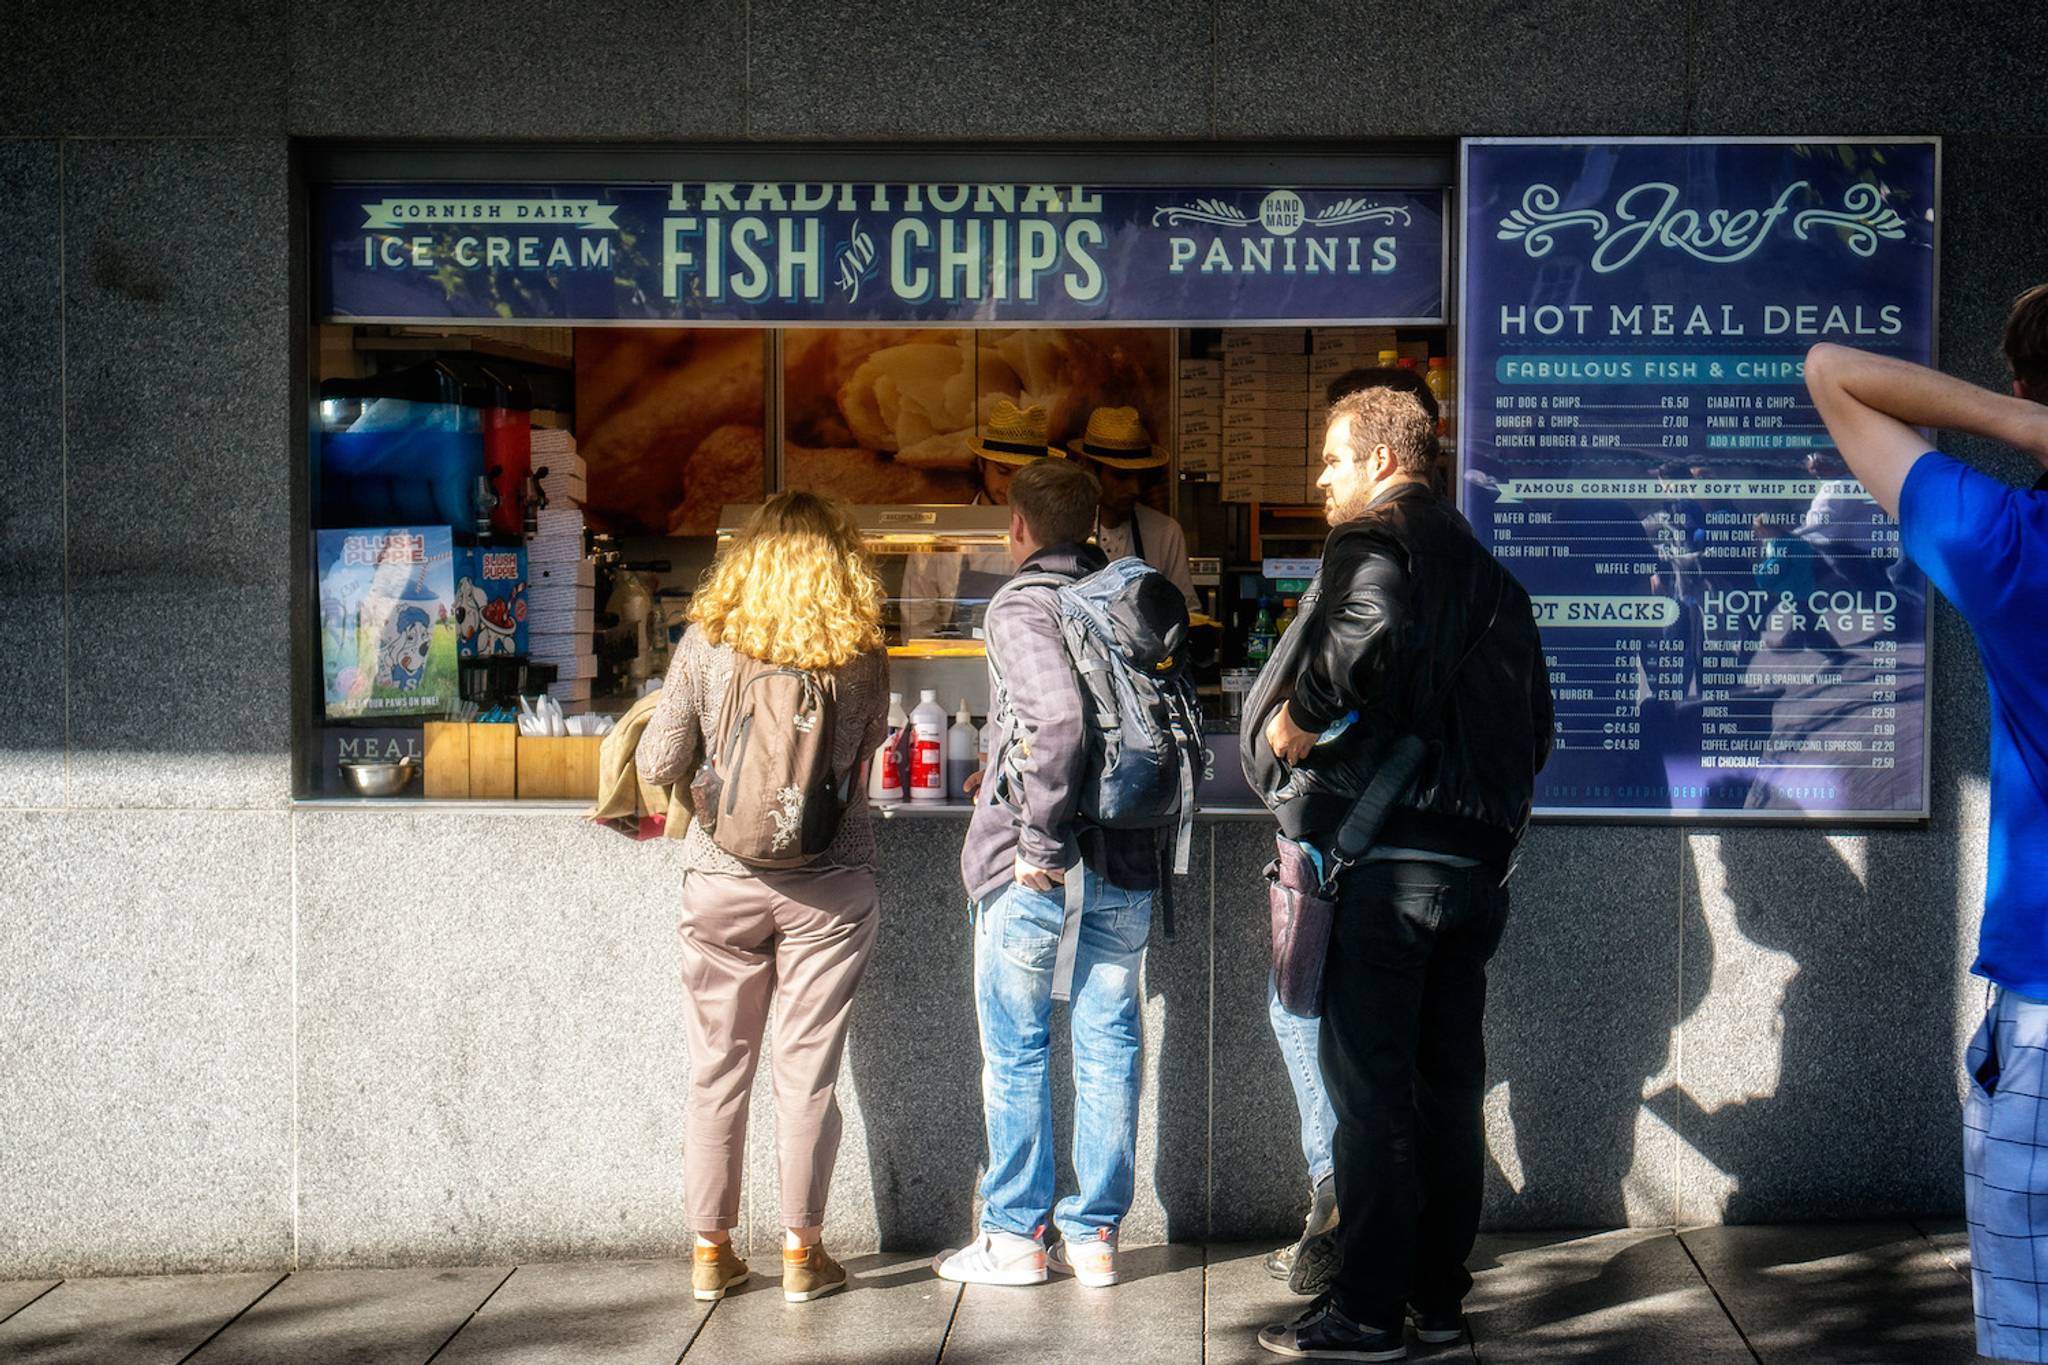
[376,604,435,691]
[454,576,524,656]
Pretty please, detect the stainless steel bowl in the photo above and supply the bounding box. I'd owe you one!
[341,758,417,798]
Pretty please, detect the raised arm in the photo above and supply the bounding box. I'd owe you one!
[1803,343,2048,516]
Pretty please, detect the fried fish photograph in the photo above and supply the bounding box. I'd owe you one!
[575,328,768,537]
[575,326,1170,533]
[785,327,1170,505]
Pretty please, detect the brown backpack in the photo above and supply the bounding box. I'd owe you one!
[690,655,852,868]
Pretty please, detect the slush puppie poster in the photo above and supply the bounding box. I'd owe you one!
[317,527,459,720]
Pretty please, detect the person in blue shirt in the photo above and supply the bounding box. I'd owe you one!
[1804,284,2048,1363]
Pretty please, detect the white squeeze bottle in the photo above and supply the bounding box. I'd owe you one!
[869,691,908,802]
[909,689,948,802]
[945,699,979,800]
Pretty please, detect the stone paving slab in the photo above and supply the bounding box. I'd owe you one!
[0,1227,1995,1364]
[681,1251,959,1363]
[186,1264,510,1365]
[0,1271,282,1365]
[430,1258,710,1365]
[1468,1229,1749,1364]
[0,1281,60,1324]
[1680,1222,1975,1363]
[941,1242,1204,1365]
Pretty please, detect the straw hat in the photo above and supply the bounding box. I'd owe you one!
[1067,406,1169,470]
[968,400,1061,467]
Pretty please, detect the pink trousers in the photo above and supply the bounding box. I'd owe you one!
[677,865,879,1232]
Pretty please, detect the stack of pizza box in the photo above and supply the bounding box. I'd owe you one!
[1176,358,1222,477]
[525,429,595,713]
[1222,330,1313,504]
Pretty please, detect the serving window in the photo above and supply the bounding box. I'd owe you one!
[298,149,1453,802]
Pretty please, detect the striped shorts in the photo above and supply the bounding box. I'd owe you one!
[1966,987,2048,1362]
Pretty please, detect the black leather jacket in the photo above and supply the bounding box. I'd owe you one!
[1240,481,1553,867]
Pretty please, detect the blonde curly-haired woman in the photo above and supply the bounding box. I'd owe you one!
[636,491,890,1304]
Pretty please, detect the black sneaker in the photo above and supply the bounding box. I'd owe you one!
[1288,1226,1342,1297]
[1258,1298,1407,1361]
[1287,1175,1341,1296]
[1406,1303,1464,1345]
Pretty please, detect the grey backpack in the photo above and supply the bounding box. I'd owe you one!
[986,558,1204,876]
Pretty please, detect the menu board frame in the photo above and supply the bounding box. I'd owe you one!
[1458,136,1940,823]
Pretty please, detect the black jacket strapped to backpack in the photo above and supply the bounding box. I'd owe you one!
[1241,482,1555,876]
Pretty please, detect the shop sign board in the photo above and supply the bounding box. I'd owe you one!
[1460,138,1938,819]
[317,181,1446,325]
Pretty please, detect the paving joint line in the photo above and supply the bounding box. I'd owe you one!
[289,809,301,1269]
[58,136,71,811]
[673,1288,718,1363]
[1676,1231,1763,1365]
[932,1278,966,1363]
[1909,1217,1971,1282]
[422,1264,518,1365]
[172,1271,290,1364]
[0,1280,62,1327]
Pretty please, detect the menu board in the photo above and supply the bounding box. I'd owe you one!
[1460,139,1937,818]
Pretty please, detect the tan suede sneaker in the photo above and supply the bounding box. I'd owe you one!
[692,1240,750,1301]
[782,1242,848,1302]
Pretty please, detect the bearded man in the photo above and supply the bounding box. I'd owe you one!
[1253,386,1552,1362]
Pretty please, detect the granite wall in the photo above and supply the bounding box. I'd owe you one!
[2,0,2044,1275]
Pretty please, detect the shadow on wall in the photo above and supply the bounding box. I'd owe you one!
[1480,820,1967,1231]
[827,816,1972,1252]
[1649,831,1964,1223]
[842,863,983,1251]
[1480,826,1702,1230]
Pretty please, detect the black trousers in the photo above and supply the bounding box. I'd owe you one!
[1320,856,1509,1328]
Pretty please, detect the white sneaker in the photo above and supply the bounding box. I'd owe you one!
[932,1229,1048,1285]
[1048,1230,1118,1287]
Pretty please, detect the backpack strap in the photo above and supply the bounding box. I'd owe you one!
[1156,833,1176,942]
[1155,676,1205,944]
[1167,686,1199,876]
[983,569,1072,812]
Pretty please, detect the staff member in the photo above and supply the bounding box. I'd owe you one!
[1068,406,1200,614]
[899,400,1059,638]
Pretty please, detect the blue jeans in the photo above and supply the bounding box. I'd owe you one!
[973,871,1152,1242]
[1268,971,1338,1191]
